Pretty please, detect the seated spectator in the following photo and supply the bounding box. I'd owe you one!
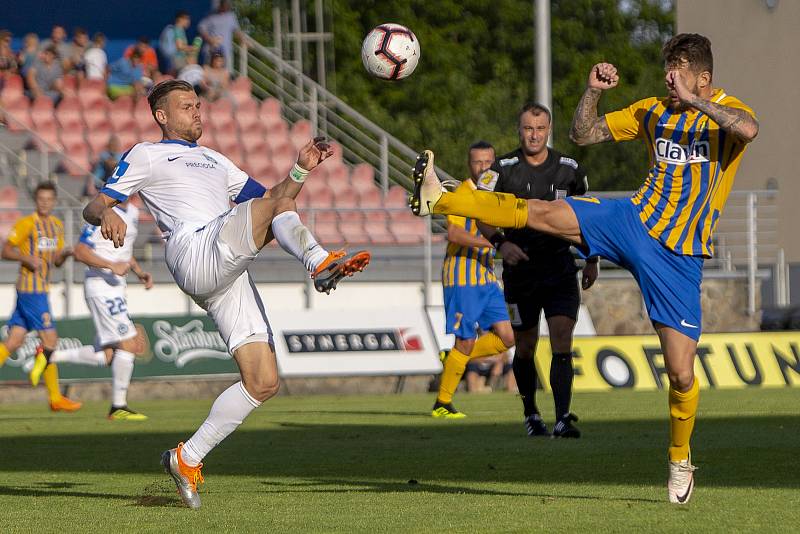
[17,33,39,77]
[107,49,144,99]
[158,10,195,75]
[202,52,230,101]
[25,45,63,103]
[124,36,159,79]
[83,32,107,81]
[39,25,70,64]
[87,135,123,197]
[465,351,514,393]
[64,27,90,78]
[0,30,18,91]
[177,53,204,93]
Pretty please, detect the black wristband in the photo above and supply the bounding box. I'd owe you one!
[489,233,506,249]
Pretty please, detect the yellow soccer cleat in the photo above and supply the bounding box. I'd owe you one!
[431,400,467,419]
[49,396,82,412]
[29,352,48,387]
[108,406,149,421]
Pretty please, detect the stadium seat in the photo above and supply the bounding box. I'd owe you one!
[390,212,427,244]
[333,186,362,221]
[31,122,61,151]
[134,97,152,125]
[350,164,377,193]
[59,128,86,152]
[358,188,382,208]
[113,129,138,151]
[230,77,252,105]
[339,220,368,244]
[62,74,78,94]
[241,137,271,159]
[235,97,261,137]
[363,212,395,244]
[0,186,19,208]
[259,97,282,124]
[264,123,290,150]
[29,96,55,124]
[109,96,134,124]
[209,97,234,119]
[55,96,85,131]
[289,120,313,150]
[270,143,296,177]
[384,185,410,208]
[326,164,350,191]
[3,98,32,131]
[61,145,92,176]
[310,189,333,209]
[86,131,112,158]
[1,74,24,99]
[80,78,107,93]
[138,121,162,143]
[82,99,110,129]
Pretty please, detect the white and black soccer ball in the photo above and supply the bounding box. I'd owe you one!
[361,23,420,80]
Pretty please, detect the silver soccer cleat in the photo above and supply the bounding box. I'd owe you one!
[161,444,204,510]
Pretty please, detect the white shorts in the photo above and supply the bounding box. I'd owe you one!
[165,201,273,352]
[85,284,137,347]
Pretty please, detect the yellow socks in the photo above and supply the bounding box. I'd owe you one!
[432,189,528,229]
[0,343,9,367]
[43,363,62,403]
[437,348,471,404]
[668,378,699,461]
[470,332,510,358]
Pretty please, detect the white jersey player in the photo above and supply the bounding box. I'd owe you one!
[83,80,370,509]
[49,200,153,421]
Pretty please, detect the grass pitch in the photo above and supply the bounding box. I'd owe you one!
[0,387,798,533]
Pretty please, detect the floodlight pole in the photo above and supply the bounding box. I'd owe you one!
[535,0,553,146]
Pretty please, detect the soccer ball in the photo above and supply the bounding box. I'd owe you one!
[361,23,420,80]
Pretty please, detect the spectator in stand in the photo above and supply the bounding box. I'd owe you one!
[87,135,123,197]
[197,0,243,71]
[178,53,204,93]
[159,11,195,75]
[202,52,230,101]
[0,31,18,91]
[39,25,70,64]
[64,28,90,78]
[124,36,159,80]
[25,45,63,103]
[83,32,108,81]
[107,49,144,99]
[17,33,40,77]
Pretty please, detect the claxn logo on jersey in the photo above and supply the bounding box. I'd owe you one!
[284,328,424,353]
[36,236,58,250]
[655,138,710,165]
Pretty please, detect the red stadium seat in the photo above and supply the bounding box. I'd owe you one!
[326,164,349,190]
[230,77,252,105]
[264,123,290,150]
[82,99,110,129]
[80,78,107,93]
[0,186,19,208]
[109,96,134,124]
[30,96,55,124]
[363,213,395,244]
[138,121,162,143]
[55,96,84,130]
[339,220,368,244]
[241,137,270,159]
[32,122,61,151]
[113,129,138,150]
[235,98,261,136]
[61,149,92,176]
[289,120,313,150]
[134,97,153,125]
[3,99,32,131]
[78,90,105,111]
[390,213,427,244]
[358,188,382,208]
[62,74,78,94]
[384,185,409,208]
[259,97,282,123]
[59,128,86,152]
[350,164,377,193]
[86,131,112,158]
[270,143,296,177]
[2,74,24,99]
[333,186,361,222]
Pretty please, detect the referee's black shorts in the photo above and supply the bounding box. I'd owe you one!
[503,270,580,332]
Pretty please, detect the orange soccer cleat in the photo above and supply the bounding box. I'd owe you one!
[311,250,371,294]
[161,442,205,509]
[49,396,83,412]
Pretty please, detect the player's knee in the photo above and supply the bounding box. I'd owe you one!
[667,369,694,392]
[246,374,280,402]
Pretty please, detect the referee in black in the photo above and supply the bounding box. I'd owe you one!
[479,102,598,438]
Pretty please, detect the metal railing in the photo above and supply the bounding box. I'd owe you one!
[234,35,457,196]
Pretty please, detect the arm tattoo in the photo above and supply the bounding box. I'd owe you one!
[689,97,759,142]
[570,88,613,145]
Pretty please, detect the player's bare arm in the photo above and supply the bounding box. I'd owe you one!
[53,246,72,267]
[83,193,126,248]
[666,71,759,143]
[475,221,529,266]
[1,240,41,272]
[569,63,618,146]
[129,256,154,289]
[74,242,130,276]
[447,222,492,249]
[264,137,334,200]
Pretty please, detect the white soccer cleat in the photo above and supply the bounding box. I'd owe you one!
[667,456,697,504]
[409,150,445,216]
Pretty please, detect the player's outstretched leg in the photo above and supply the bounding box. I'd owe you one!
[409,150,529,228]
[267,204,370,294]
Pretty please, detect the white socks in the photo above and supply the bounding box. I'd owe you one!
[271,211,329,273]
[181,381,261,466]
[111,349,135,408]
[50,345,107,366]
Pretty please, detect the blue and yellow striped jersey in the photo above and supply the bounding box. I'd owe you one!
[442,180,497,287]
[605,88,755,257]
[6,213,64,293]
